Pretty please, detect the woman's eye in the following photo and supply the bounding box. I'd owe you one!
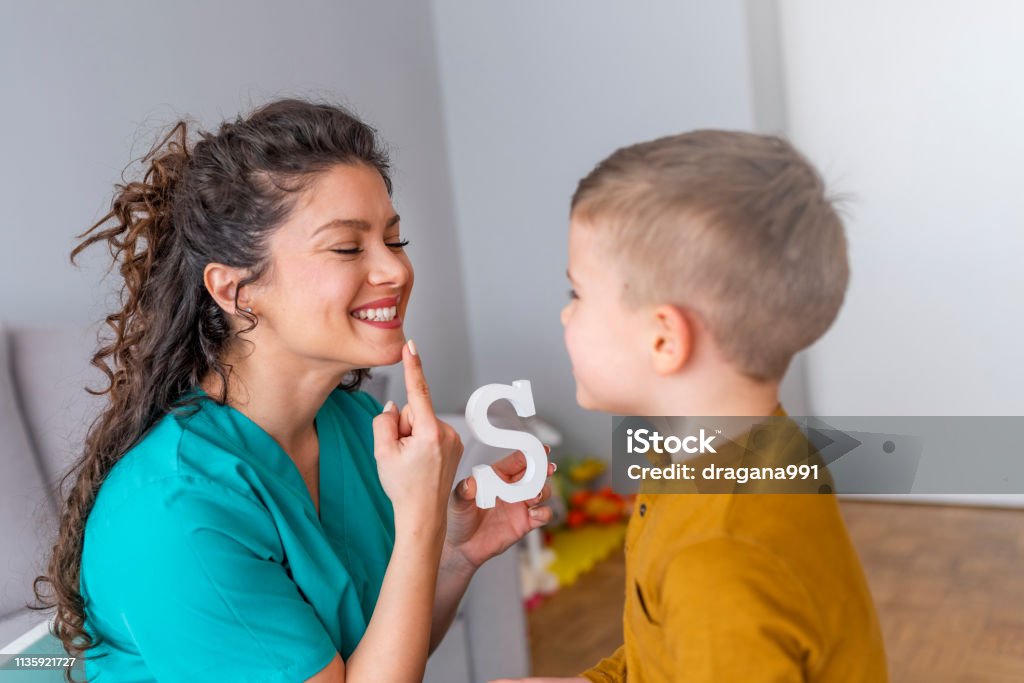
[332,239,408,255]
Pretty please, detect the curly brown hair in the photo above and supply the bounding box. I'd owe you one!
[29,98,392,680]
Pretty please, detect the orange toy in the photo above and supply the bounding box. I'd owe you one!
[566,486,628,527]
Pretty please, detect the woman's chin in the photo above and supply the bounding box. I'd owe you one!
[372,341,407,367]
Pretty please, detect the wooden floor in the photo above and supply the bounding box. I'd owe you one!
[527,500,1024,682]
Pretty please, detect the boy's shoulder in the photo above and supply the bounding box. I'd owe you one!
[652,411,845,547]
[636,410,862,597]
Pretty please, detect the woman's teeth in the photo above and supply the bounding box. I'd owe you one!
[352,306,398,322]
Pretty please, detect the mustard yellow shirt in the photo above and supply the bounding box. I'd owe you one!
[581,408,888,682]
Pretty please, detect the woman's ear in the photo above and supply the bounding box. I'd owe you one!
[650,304,692,375]
[203,262,255,316]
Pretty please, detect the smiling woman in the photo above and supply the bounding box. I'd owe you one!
[28,98,554,683]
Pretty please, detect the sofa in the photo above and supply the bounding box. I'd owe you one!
[0,323,534,682]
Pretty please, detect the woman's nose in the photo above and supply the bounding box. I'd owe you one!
[367,245,410,287]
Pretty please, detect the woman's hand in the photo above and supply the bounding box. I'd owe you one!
[351,342,464,683]
[372,341,463,539]
[444,447,556,572]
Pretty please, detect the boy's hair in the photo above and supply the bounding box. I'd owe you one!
[571,130,848,382]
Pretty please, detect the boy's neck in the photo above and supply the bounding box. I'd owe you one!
[645,375,782,417]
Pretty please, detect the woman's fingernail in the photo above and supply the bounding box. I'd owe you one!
[382,400,395,413]
[529,507,544,519]
[407,339,418,356]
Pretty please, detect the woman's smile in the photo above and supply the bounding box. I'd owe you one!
[350,294,403,328]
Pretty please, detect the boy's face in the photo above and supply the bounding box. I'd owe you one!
[561,217,655,414]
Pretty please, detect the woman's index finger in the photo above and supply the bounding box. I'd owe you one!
[402,340,437,425]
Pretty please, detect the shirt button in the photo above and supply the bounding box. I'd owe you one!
[639,503,647,517]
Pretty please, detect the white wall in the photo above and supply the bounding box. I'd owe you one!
[777,0,1024,417]
[431,0,760,456]
[0,0,474,411]
[779,0,1024,506]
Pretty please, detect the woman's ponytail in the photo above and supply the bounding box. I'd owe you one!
[31,120,197,674]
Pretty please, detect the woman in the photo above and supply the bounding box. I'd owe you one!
[33,98,554,682]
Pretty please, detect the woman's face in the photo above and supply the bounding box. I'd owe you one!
[248,162,413,372]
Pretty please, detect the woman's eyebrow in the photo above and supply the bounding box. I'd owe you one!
[311,214,401,237]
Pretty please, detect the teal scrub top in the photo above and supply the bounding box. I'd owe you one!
[79,387,395,682]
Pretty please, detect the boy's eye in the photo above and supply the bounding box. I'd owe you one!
[568,288,579,300]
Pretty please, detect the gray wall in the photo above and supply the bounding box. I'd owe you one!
[0,0,474,411]
[431,0,760,456]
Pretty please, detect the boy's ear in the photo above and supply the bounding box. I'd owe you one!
[203,262,256,317]
[650,304,692,375]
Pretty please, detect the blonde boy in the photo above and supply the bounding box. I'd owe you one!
[499,131,887,682]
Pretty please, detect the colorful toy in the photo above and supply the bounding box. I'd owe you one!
[518,541,559,611]
[566,456,607,485]
[567,487,629,527]
[546,521,628,588]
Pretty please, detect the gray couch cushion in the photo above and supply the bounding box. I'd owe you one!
[0,325,55,620]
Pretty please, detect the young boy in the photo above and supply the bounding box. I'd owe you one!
[505,131,887,682]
